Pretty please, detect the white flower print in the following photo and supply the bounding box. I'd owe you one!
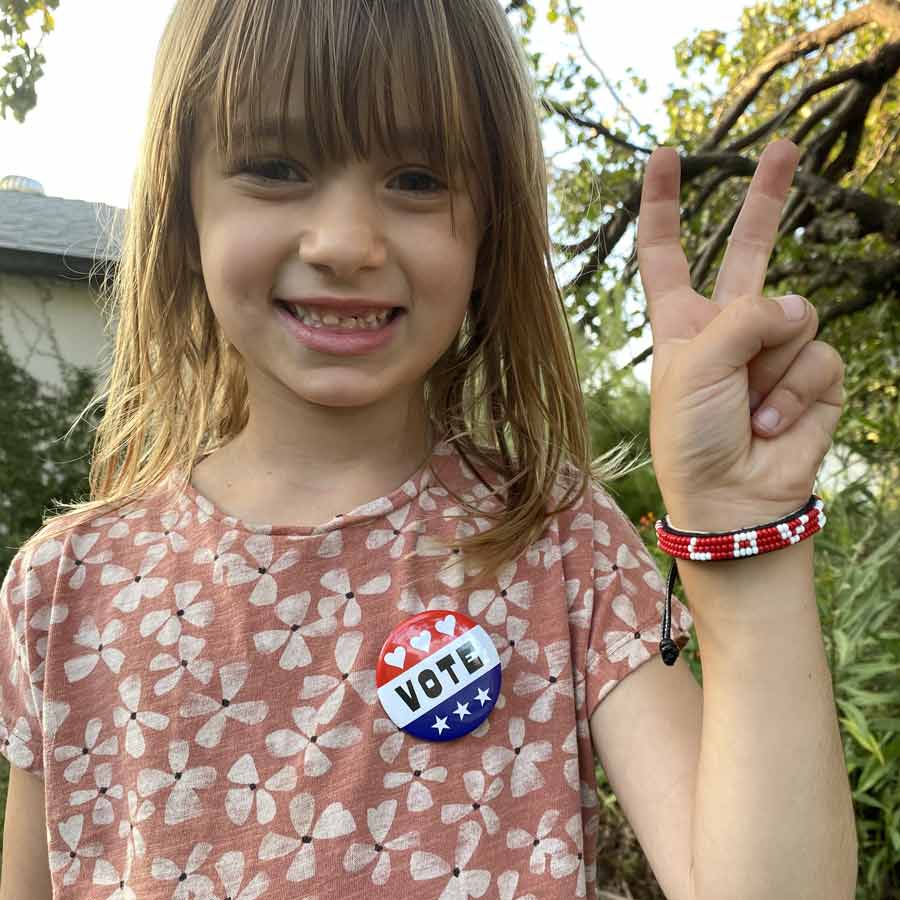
[192,529,242,583]
[492,615,539,669]
[299,631,377,718]
[0,713,35,768]
[440,770,504,835]
[316,568,391,628]
[253,590,336,671]
[365,504,423,559]
[102,543,169,613]
[112,674,170,758]
[258,792,356,882]
[139,580,214,646]
[48,813,103,886]
[566,577,592,631]
[64,617,125,683]
[150,842,215,899]
[513,640,574,723]
[134,507,193,552]
[605,594,661,669]
[213,850,270,900]
[524,533,563,571]
[467,560,531,626]
[119,790,154,860]
[10,537,62,605]
[410,820,490,898]
[54,717,118,784]
[506,809,566,875]
[92,506,147,541]
[137,739,216,825]
[59,532,113,590]
[149,635,214,696]
[383,744,448,812]
[266,703,362,777]
[6,607,29,686]
[225,753,296,826]
[482,717,551,798]
[396,586,459,615]
[29,600,69,678]
[414,520,479,589]
[343,798,419,885]
[561,727,580,793]
[497,870,537,900]
[374,716,405,764]
[180,660,268,748]
[93,842,136,900]
[551,813,598,896]
[69,762,123,825]
[224,533,300,606]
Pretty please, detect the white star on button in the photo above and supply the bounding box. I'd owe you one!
[453,701,470,720]
[474,687,492,706]
[432,716,449,735]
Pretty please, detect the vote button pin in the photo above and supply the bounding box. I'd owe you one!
[376,610,501,741]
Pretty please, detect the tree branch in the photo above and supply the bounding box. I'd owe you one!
[700,4,877,151]
[541,97,651,155]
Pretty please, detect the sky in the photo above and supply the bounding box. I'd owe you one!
[0,0,752,208]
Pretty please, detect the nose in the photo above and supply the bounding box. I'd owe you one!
[298,177,387,279]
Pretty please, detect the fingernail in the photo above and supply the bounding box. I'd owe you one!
[754,406,781,431]
[778,294,807,320]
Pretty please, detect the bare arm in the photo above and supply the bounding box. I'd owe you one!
[0,766,52,900]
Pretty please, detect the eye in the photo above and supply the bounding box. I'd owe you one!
[237,159,305,183]
[390,170,446,194]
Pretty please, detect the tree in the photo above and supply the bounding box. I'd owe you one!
[506,0,899,503]
[1,0,59,123]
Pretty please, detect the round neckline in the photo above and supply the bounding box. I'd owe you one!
[165,440,453,536]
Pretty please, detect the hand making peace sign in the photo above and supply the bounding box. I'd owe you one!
[637,139,845,533]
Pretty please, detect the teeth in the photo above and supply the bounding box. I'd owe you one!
[283,304,394,331]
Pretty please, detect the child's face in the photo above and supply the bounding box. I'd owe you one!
[188,88,485,419]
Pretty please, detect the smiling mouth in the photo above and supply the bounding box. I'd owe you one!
[276,301,405,331]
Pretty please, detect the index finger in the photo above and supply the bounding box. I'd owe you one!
[711,139,802,306]
[636,147,692,304]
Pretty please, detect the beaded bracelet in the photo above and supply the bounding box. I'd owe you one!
[653,494,826,666]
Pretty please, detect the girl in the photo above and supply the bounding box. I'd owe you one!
[1,1,855,898]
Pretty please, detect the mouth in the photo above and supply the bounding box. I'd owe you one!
[275,300,406,332]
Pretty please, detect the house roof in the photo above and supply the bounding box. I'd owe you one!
[0,185,124,282]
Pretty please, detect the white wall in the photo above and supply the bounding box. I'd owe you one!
[0,273,108,388]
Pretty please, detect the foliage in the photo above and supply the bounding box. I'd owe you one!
[0,0,59,123]
[0,330,99,575]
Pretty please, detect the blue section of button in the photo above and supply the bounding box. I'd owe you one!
[400,662,502,742]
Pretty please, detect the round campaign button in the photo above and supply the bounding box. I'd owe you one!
[376,610,501,742]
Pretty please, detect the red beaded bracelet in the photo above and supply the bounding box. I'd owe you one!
[653,494,826,666]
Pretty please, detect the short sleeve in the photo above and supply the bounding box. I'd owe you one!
[0,538,57,778]
[583,481,694,720]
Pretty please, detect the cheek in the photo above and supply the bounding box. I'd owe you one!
[202,215,279,305]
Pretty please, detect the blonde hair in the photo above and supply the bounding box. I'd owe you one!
[16,0,645,591]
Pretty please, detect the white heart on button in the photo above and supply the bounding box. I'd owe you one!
[410,630,432,653]
[384,646,406,668]
[435,614,456,637]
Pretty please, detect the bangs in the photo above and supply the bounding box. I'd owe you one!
[193,0,486,208]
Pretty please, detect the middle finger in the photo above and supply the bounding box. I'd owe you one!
[711,139,802,306]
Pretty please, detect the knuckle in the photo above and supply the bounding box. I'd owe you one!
[774,381,806,412]
[807,339,844,376]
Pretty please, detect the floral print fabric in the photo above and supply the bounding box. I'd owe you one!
[1,440,692,899]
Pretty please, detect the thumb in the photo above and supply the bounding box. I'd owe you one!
[687,294,811,379]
